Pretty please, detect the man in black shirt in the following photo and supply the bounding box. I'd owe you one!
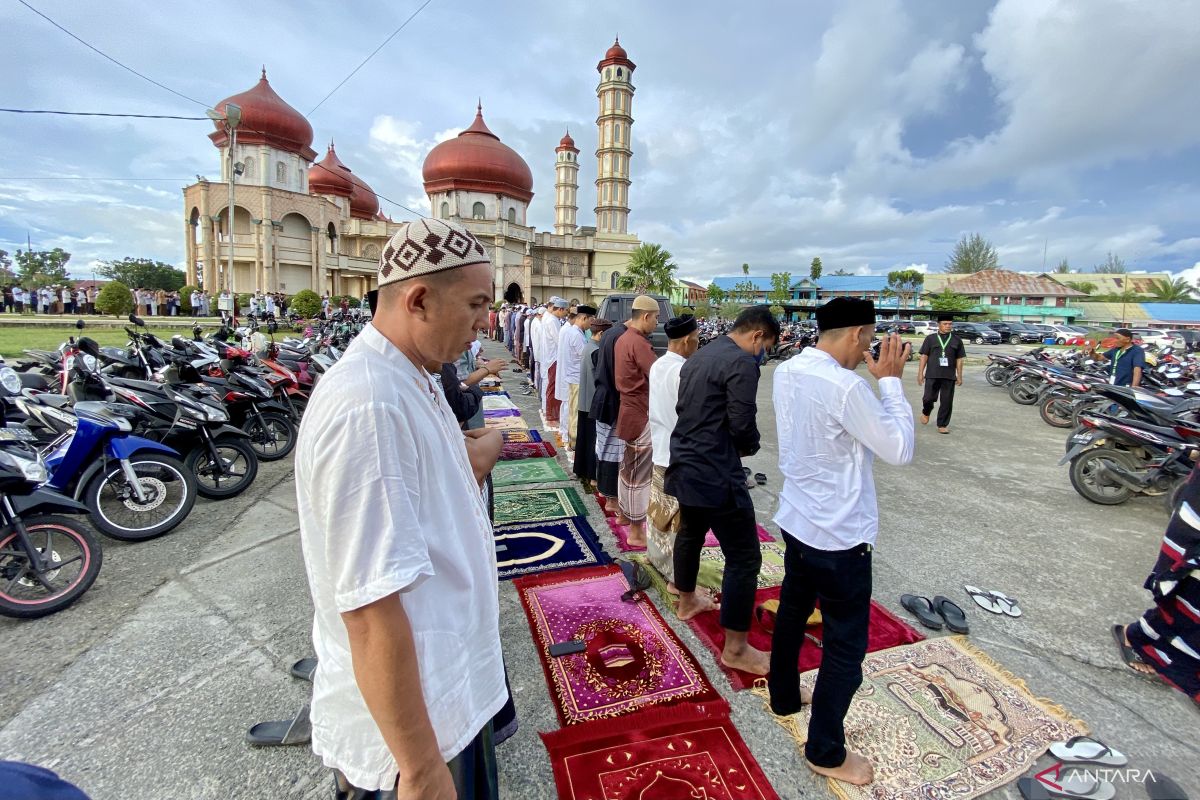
[590,318,629,518]
[666,305,780,676]
[917,315,965,433]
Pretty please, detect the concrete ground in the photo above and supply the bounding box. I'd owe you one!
[0,336,1195,800]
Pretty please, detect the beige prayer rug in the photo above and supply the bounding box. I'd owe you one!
[750,637,1087,800]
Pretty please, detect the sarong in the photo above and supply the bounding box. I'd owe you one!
[546,362,561,426]
[573,410,598,482]
[618,424,653,525]
[566,383,579,447]
[646,465,681,581]
[594,420,625,499]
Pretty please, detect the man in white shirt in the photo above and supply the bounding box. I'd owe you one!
[540,298,569,432]
[768,297,915,787]
[555,303,596,453]
[296,217,505,800]
[646,314,699,584]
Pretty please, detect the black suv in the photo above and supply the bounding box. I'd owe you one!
[875,320,916,334]
[952,322,1002,344]
[598,294,675,355]
[987,322,1042,344]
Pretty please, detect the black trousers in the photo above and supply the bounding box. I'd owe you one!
[673,501,761,632]
[767,534,872,769]
[921,377,956,427]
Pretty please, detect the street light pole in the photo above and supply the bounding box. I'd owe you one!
[205,103,241,297]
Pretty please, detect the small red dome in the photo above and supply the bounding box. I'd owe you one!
[422,104,534,203]
[308,142,353,198]
[557,129,578,152]
[597,37,635,73]
[348,171,379,220]
[208,69,316,161]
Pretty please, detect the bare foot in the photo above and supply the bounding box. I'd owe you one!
[920,414,929,425]
[807,751,874,786]
[1122,628,1157,675]
[938,427,950,434]
[676,592,720,621]
[721,644,771,675]
[627,523,647,547]
[616,514,632,526]
[667,581,679,595]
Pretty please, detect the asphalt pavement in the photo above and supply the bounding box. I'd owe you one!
[0,337,1194,800]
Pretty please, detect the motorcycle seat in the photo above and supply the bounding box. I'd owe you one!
[25,393,72,409]
[73,401,130,426]
[107,377,166,393]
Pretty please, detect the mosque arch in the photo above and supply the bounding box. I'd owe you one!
[472,201,486,219]
[440,201,450,219]
[280,212,310,238]
[610,271,621,289]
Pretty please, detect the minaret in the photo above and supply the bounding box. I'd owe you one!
[554,129,580,235]
[594,37,635,234]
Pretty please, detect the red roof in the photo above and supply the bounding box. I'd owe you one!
[597,37,635,72]
[308,142,354,198]
[944,270,1087,297]
[348,170,379,220]
[557,129,578,152]
[422,104,533,202]
[208,69,316,161]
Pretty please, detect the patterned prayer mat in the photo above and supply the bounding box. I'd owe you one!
[502,429,542,443]
[515,564,722,725]
[485,415,530,431]
[541,700,780,800]
[499,441,558,461]
[484,408,522,418]
[480,381,505,394]
[698,540,787,590]
[492,457,571,487]
[493,487,589,524]
[483,394,519,410]
[606,516,775,552]
[751,637,1088,800]
[495,516,609,581]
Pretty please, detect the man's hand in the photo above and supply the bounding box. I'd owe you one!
[864,333,910,380]
[396,764,456,800]
[464,428,502,484]
[956,376,963,386]
[483,358,509,376]
[917,372,925,386]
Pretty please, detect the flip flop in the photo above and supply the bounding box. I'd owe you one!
[964,585,1005,614]
[290,657,317,681]
[742,466,751,476]
[1049,736,1128,767]
[1045,772,1116,800]
[754,473,767,486]
[1018,777,1054,800]
[245,705,311,747]
[991,591,1023,618]
[900,594,944,630]
[1110,624,1159,681]
[933,595,969,634]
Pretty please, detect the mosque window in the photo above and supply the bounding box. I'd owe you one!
[617,68,623,78]
[440,201,449,219]
[507,207,516,223]
[242,156,255,181]
[606,68,611,80]
[276,162,287,185]
[472,201,486,219]
[610,271,620,289]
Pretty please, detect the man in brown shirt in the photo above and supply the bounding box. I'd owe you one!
[614,295,660,547]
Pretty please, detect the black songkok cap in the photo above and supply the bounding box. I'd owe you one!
[815,297,875,331]
[576,304,598,316]
[1115,327,1134,337]
[664,314,697,339]
[937,314,954,322]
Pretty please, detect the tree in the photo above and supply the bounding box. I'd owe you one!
[732,279,757,304]
[693,300,712,318]
[178,284,199,313]
[1063,280,1097,295]
[617,243,677,295]
[718,301,743,320]
[768,272,793,308]
[1149,277,1197,302]
[95,280,134,317]
[809,257,823,281]
[886,269,924,310]
[1053,258,1071,273]
[928,288,977,312]
[97,257,185,291]
[944,233,998,274]
[741,262,750,276]
[831,268,853,276]
[0,249,13,283]
[706,282,727,305]
[290,289,322,319]
[1094,251,1126,273]
[14,248,72,285]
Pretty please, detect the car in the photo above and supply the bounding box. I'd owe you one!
[987,322,1042,344]
[597,293,675,355]
[874,320,916,334]
[1130,327,1186,350]
[951,321,1002,344]
[910,320,938,336]
[1165,329,1200,352]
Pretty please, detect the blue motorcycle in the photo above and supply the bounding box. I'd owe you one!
[41,398,197,542]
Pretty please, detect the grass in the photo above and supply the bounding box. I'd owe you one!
[0,326,185,360]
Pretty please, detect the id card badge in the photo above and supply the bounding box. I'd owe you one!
[939,357,949,367]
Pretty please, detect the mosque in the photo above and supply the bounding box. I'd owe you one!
[182,39,641,305]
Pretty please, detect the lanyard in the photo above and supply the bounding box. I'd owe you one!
[1110,348,1125,379]
[937,334,952,355]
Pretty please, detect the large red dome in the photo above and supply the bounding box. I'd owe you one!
[208,69,316,161]
[597,37,635,72]
[422,105,533,203]
[308,142,353,198]
[348,171,379,220]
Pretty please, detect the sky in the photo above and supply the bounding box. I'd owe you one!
[1,0,1198,285]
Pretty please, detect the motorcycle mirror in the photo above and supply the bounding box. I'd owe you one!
[128,313,145,327]
[77,337,101,358]
[267,321,277,334]
[74,318,85,330]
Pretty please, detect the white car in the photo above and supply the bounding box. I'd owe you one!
[1130,328,1186,349]
[911,321,937,335]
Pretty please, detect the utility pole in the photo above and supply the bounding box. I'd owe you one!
[205,103,242,296]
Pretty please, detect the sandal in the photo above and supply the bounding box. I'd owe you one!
[245,705,311,747]
[900,594,944,630]
[991,591,1023,618]
[1049,735,1128,767]
[754,473,767,486]
[932,595,969,634]
[290,657,317,682]
[964,585,1004,615]
[1110,624,1159,681]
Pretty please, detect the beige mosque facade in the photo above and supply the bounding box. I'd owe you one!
[182,40,641,305]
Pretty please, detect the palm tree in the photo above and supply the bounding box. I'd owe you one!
[1149,277,1196,302]
[617,243,677,295]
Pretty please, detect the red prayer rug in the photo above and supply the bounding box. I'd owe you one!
[499,440,558,460]
[541,700,780,800]
[606,516,775,552]
[515,565,721,726]
[687,586,925,691]
[503,429,543,443]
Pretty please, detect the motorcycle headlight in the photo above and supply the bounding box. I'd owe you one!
[204,405,228,422]
[0,366,21,396]
[0,449,48,483]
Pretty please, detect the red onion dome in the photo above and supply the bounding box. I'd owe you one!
[308,142,353,198]
[208,69,316,161]
[422,104,533,203]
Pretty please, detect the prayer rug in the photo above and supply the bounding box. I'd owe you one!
[541,700,780,800]
[502,429,542,443]
[697,540,786,590]
[515,564,722,725]
[750,637,1088,800]
[499,441,558,460]
[594,491,616,517]
[495,516,609,581]
[485,415,529,431]
[606,516,775,552]
[686,585,924,691]
[493,487,588,524]
[483,394,519,411]
[492,457,571,488]
[484,408,521,418]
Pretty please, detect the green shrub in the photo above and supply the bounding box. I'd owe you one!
[718,301,743,320]
[96,281,134,317]
[290,289,321,319]
[178,284,198,313]
[235,293,252,310]
[331,295,360,309]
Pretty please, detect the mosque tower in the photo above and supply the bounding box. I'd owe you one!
[594,38,635,234]
[554,129,580,235]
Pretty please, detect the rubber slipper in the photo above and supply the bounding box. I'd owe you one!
[1049,736,1128,767]
[991,591,1023,618]
[900,594,943,630]
[742,466,751,476]
[754,473,767,486]
[1045,772,1115,800]
[245,705,311,747]
[1110,624,1159,681]
[932,595,969,634]
[964,585,1004,614]
[290,657,317,681]
[1018,777,1054,800]
[1144,772,1190,800]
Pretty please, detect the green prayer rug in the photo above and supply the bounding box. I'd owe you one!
[698,540,787,590]
[492,457,571,488]
[493,487,589,524]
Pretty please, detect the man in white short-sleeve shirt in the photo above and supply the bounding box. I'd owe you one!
[297,217,505,800]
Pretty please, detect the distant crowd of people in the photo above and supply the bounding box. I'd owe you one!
[1,285,95,314]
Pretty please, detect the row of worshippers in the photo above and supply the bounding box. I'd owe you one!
[572,294,915,786]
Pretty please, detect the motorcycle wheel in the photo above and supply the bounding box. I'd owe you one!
[1068,448,1138,505]
[1165,477,1188,514]
[1008,377,1040,405]
[83,454,198,541]
[289,395,308,420]
[984,365,1008,386]
[186,436,259,499]
[243,412,297,461]
[0,515,102,619]
[1039,395,1074,428]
